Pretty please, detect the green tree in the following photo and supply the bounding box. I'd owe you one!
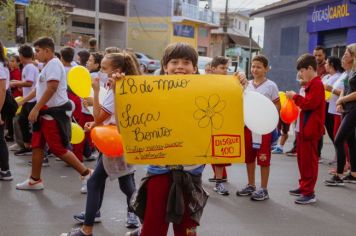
[0,0,16,41]
[0,0,67,43]
[26,0,67,43]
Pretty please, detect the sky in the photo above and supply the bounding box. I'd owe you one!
[210,0,282,47]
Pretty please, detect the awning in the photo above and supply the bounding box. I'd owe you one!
[228,34,260,50]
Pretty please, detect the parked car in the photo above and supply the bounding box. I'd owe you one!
[197,56,212,74]
[5,47,20,56]
[134,52,160,73]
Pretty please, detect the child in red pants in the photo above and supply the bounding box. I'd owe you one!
[286,53,325,204]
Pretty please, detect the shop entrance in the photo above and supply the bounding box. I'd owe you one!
[320,28,347,58]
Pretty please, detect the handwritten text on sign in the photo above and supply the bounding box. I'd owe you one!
[115,75,245,165]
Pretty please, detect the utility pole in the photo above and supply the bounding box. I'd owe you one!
[248,26,252,78]
[221,0,229,56]
[95,0,100,46]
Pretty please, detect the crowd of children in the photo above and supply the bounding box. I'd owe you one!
[0,37,356,236]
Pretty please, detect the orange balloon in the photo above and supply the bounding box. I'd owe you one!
[280,99,299,124]
[91,126,124,158]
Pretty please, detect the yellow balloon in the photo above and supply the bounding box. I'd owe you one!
[71,122,85,144]
[279,91,287,106]
[3,47,7,57]
[67,66,91,98]
[15,96,23,115]
[325,90,332,101]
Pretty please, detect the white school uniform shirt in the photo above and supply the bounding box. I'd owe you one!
[101,89,116,125]
[246,79,279,147]
[36,57,68,108]
[328,72,347,115]
[246,79,280,102]
[0,62,10,90]
[100,88,135,180]
[22,63,39,102]
[323,72,341,103]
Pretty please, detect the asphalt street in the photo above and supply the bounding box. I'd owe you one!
[1,136,356,236]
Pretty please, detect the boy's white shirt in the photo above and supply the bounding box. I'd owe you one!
[22,63,39,102]
[0,62,10,90]
[36,57,68,110]
[246,79,279,148]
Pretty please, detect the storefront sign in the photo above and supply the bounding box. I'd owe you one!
[15,0,30,6]
[115,75,245,165]
[173,24,195,38]
[307,0,356,32]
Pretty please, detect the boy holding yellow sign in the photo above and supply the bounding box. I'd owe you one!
[125,43,247,236]
[208,56,231,196]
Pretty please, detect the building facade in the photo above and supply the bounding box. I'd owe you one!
[211,10,260,74]
[128,0,219,59]
[251,0,356,91]
[62,0,128,50]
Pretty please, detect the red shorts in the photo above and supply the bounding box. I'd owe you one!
[31,118,68,156]
[244,127,272,167]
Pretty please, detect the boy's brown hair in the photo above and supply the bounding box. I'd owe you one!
[161,42,198,70]
[89,38,97,47]
[296,53,317,71]
[252,54,269,68]
[60,46,75,63]
[33,37,55,52]
[211,56,229,68]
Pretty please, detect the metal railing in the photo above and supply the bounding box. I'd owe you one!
[173,1,219,25]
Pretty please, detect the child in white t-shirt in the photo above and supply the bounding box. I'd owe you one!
[16,37,92,193]
[0,41,12,181]
[236,55,280,201]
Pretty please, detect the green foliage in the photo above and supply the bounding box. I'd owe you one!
[26,0,67,42]
[0,1,16,41]
[0,0,67,43]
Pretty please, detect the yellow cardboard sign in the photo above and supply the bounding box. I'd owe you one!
[115,75,245,165]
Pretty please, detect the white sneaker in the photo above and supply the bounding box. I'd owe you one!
[16,178,44,190]
[9,143,22,151]
[80,169,93,194]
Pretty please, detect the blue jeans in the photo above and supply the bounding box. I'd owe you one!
[84,155,136,226]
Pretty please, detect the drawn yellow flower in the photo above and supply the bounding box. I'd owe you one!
[193,94,226,129]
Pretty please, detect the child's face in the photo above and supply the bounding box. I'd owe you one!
[86,55,98,71]
[34,46,50,63]
[100,57,121,76]
[298,66,314,82]
[211,63,228,75]
[163,58,197,75]
[19,55,26,64]
[9,57,19,70]
[251,60,268,79]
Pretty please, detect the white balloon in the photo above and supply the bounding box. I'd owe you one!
[88,87,108,114]
[243,91,279,135]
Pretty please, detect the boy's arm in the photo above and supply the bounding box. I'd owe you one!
[10,80,33,88]
[293,84,324,111]
[18,89,36,106]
